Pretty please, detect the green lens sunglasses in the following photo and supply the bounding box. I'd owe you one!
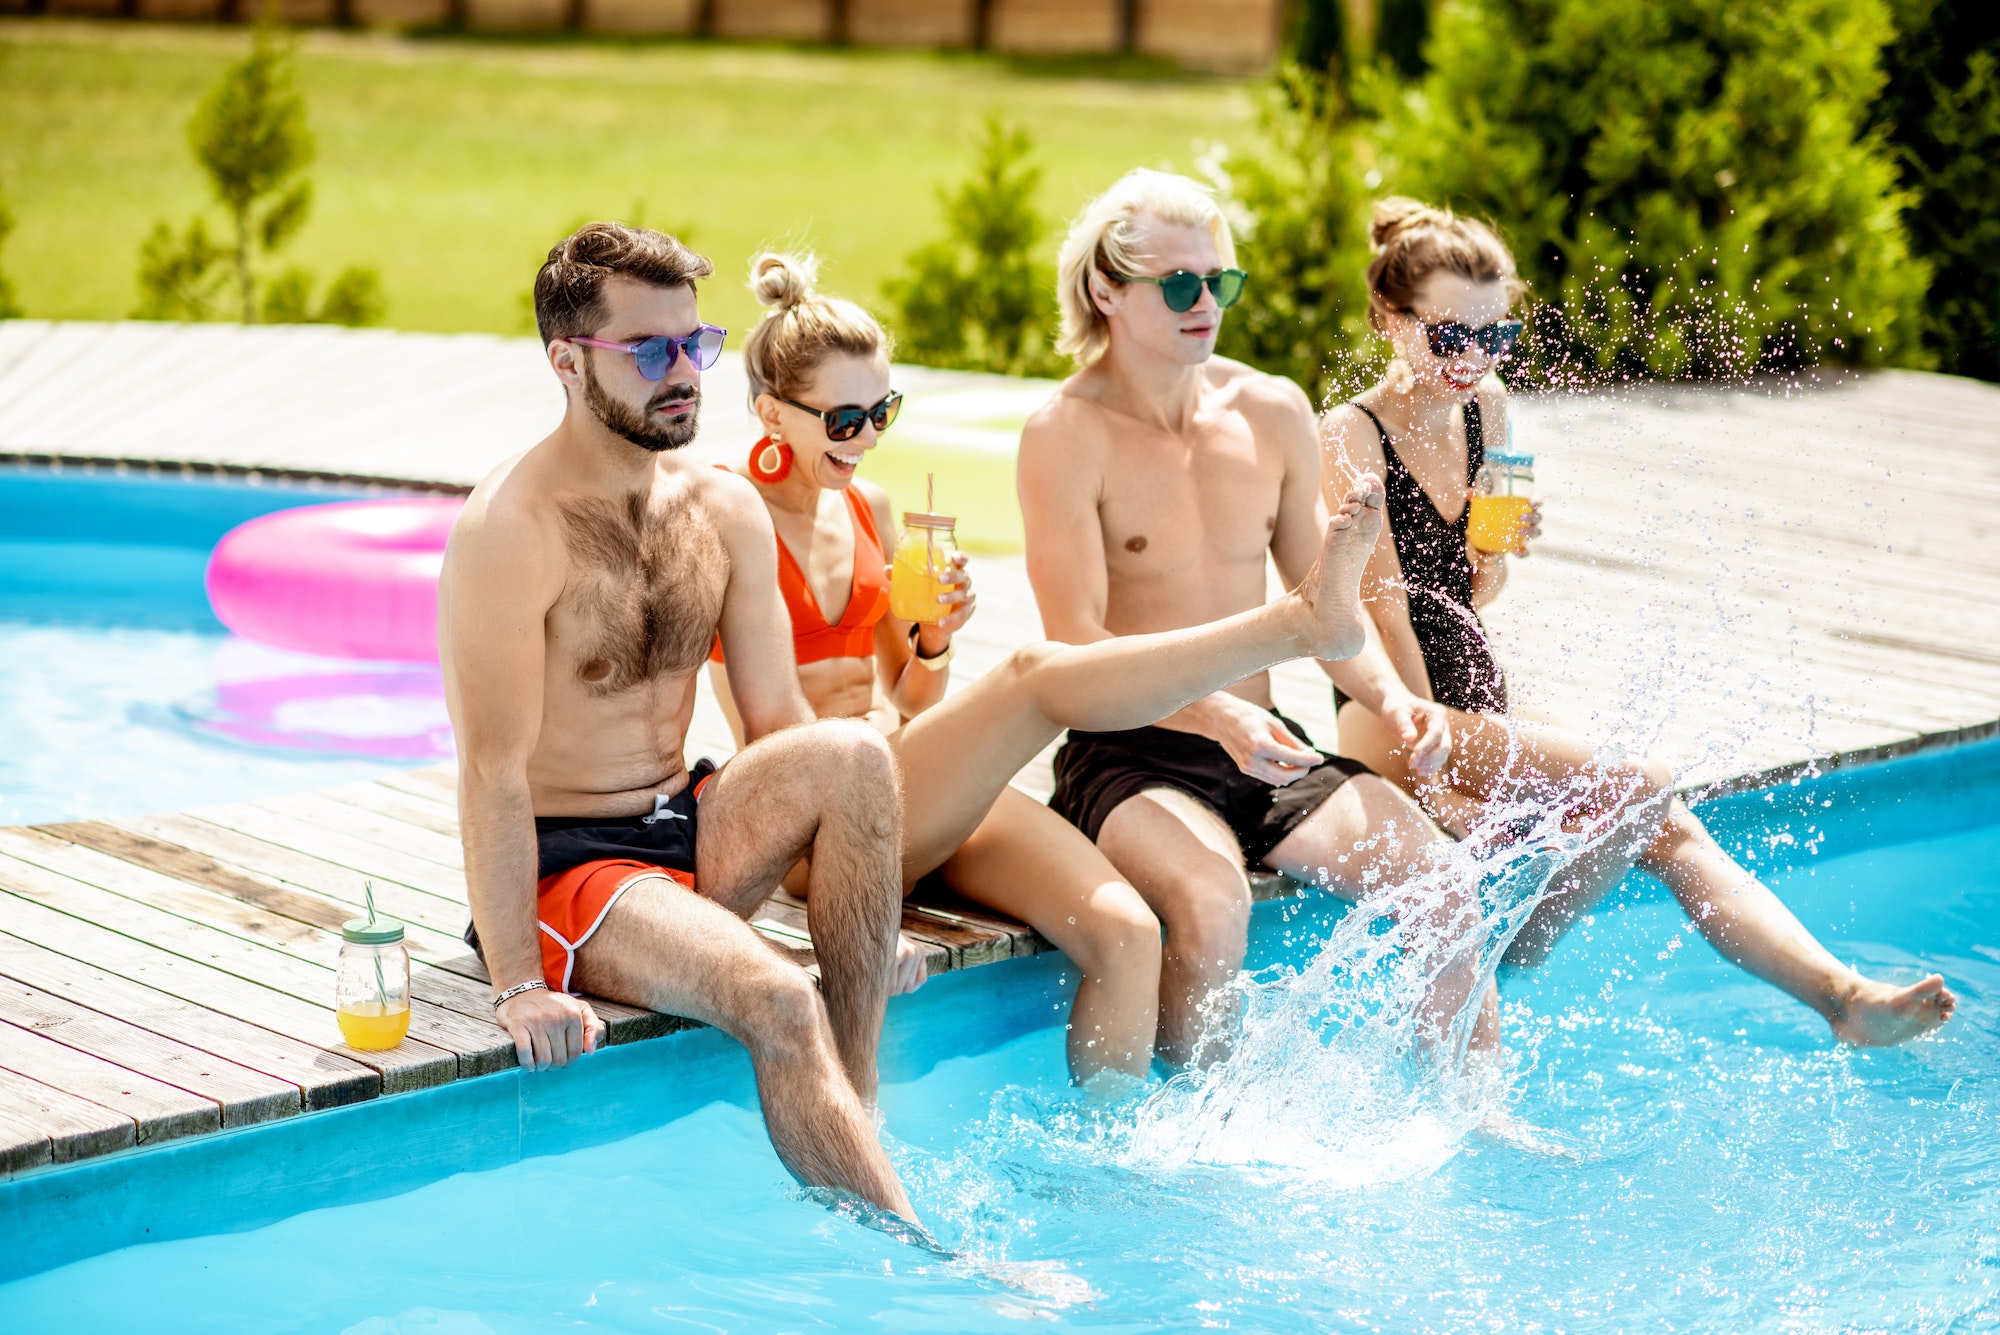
[1112,267,1248,313]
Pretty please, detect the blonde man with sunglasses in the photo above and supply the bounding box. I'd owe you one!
[1020,170,1515,1067]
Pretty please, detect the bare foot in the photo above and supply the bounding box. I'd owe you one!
[1828,973,1956,1046]
[1294,472,1386,661]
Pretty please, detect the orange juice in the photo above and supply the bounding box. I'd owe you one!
[338,1001,411,1050]
[889,512,957,623]
[1468,494,1533,554]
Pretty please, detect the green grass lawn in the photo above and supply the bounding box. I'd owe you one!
[0,19,1256,338]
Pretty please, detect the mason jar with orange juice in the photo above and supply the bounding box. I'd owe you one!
[1469,448,1535,556]
[336,912,411,1050]
[889,509,959,624]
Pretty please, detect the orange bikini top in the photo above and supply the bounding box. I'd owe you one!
[710,480,891,667]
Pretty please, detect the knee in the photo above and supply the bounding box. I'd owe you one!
[998,641,1063,689]
[816,716,896,783]
[1161,881,1250,972]
[811,717,899,831]
[1066,884,1164,979]
[742,966,825,1064]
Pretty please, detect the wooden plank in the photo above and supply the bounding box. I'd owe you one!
[0,832,505,1034]
[0,1067,134,1166]
[0,885,449,1094]
[68,815,672,1039]
[0,973,296,1128]
[35,822,475,968]
[386,765,459,800]
[0,1018,217,1145]
[0,854,505,1075]
[187,804,467,899]
[252,792,467,870]
[0,1100,52,1177]
[119,813,473,931]
[321,781,462,838]
[0,934,350,1113]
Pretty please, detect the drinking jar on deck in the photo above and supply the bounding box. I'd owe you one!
[336,916,411,1050]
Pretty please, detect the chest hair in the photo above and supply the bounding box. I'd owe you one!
[558,490,728,696]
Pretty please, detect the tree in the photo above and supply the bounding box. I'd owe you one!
[883,118,1064,378]
[1876,0,2000,381]
[136,18,382,326]
[1212,70,1380,405]
[1378,0,1929,381]
[0,183,21,321]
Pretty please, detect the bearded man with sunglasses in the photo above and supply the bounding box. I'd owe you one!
[1018,170,1494,1068]
[440,223,920,1220]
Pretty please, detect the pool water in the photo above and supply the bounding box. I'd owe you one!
[0,467,451,826]
[3,745,1992,1332]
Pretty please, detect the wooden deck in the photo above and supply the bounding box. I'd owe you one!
[1,321,1997,1178]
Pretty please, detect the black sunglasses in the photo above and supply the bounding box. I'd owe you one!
[1112,267,1248,313]
[1418,317,1524,360]
[779,390,903,442]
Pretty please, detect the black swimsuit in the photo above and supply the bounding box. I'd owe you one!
[1341,400,1509,715]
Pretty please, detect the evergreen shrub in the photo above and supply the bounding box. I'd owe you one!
[1877,0,2000,380]
[1212,72,1380,406]
[1381,0,1930,380]
[136,21,382,327]
[883,119,1064,378]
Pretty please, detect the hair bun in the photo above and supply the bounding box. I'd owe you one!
[1369,197,1446,252]
[751,252,819,312]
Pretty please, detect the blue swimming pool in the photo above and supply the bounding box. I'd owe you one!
[2,737,1992,1331]
[0,466,452,826]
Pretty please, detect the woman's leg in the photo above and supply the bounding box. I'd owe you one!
[936,786,1163,1083]
[1338,701,1672,964]
[1641,800,1954,1043]
[894,483,1381,877]
[1342,702,1957,1043]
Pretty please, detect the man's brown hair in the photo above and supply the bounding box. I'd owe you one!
[533,222,715,345]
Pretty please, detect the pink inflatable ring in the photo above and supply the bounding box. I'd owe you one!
[206,497,465,664]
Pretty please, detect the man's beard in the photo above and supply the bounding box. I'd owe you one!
[583,361,701,452]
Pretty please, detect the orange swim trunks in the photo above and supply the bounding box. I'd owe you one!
[531,858,695,993]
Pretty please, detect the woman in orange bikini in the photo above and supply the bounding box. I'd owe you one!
[1319,199,1954,1045]
[708,252,1486,1084]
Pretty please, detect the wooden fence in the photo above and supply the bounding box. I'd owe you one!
[1,0,1286,72]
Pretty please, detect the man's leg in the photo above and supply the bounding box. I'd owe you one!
[1095,789,1256,1068]
[1262,774,1491,1052]
[572,877,915,1220]
[693,718,905,1104]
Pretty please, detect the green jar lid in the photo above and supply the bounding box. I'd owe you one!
[342,917,405,945]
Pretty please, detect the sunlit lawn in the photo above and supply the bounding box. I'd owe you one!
[0,19,1256,338]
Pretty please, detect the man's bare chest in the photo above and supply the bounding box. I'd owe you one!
[550,491,729,696]
[1096,434,1283,577]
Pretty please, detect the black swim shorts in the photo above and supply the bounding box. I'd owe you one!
[1048,711,1374,865]
[464,758,715,977]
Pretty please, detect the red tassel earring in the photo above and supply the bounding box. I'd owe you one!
[748,435,793,484]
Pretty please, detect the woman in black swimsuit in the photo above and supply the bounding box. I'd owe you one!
[1318,198,1954,1046]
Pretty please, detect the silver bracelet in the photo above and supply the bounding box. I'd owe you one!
[493,979,548,1009]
